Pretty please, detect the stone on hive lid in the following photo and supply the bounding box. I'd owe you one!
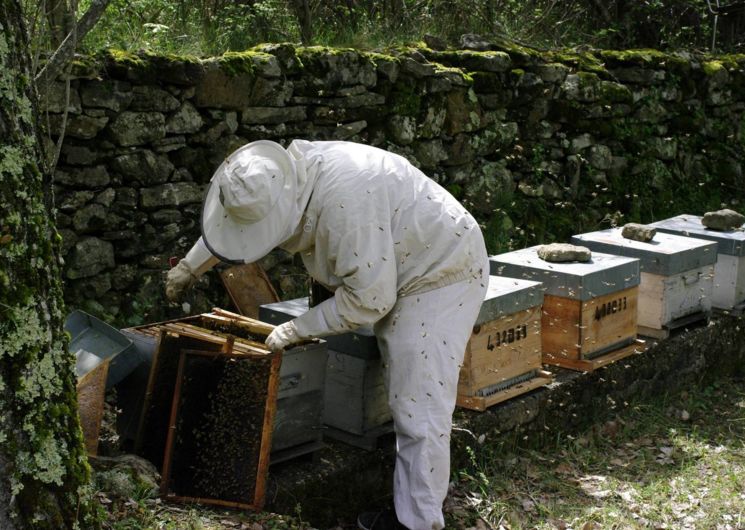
[649,214,745,256]
[621,223,656,242]
[571,228,717,276]
[537,243,591,263]
[490,246,640,301]
[702,209,745,231]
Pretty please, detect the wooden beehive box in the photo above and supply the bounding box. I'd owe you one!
[457,276,552,412]
[650,214,745,312]
[131,310,322,467]
[260,298,392,450]
[490,247,644,371]
[572,228,717,338]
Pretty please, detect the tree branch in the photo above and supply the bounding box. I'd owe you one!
[35,0,111,90]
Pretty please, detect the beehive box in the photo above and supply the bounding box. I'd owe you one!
[131,310,322,469]
[67,310,134,455]
[649,214,745,311]
[155,318,281,511]
[457,276,552,412]
[572,228,717,338]
[490,247,643,371]
[260,298,392,449]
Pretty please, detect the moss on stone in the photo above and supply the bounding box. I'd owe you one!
[600,48,668,65]
[217,50,262,77]
[702,60,725,76]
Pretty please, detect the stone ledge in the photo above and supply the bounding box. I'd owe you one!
[266,314,745,527]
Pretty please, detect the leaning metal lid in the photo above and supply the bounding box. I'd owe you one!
[649,214,745,257]
[476,276,544,325]
[489,246,640,301]
[571,228,717,276]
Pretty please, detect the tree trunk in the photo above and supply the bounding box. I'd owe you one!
[291,0,312,45]
[0,1,95,528]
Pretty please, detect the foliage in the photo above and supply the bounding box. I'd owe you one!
[21,0,745,60]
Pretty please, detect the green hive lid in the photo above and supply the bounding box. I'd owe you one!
[489,246,640,301]
[476,275,544,325]
[650,214,745,257]
[571,228,717,276]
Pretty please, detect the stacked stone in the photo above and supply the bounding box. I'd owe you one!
[42,43,745,324]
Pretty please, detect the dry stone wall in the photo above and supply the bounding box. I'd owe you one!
[43,44,745,324]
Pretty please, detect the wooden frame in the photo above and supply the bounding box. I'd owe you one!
[160,346,281,511]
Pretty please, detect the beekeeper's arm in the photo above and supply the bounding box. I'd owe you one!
[165,237,220,301]
[266,223,398,352]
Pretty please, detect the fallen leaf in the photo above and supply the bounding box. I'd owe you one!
[521,497,536,512]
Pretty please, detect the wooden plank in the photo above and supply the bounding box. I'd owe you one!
[458,306,542,396]
[457,370,553,412]
[579,286,638,358]
[541,295,581,361]
[546,339,646,372]
[76,359,111,455]
[211,308,276,335]
[220,262,280,319]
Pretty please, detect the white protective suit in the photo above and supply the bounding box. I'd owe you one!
[178,140,488,530]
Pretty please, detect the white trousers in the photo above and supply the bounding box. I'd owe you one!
[374,263,488,530]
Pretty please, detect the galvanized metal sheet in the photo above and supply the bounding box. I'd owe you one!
[650,214,745,257]
[259,298,379,360]
[571,228,717,276]
[476,276,544,325]
[489,246,640,301]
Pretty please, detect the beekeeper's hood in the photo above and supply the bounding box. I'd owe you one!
[201,140,318,264]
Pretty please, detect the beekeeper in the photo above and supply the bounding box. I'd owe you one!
[166,139,488,530]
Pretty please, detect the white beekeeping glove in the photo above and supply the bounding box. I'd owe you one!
[165,237,220,302]
[165,261,198,302]
[265,321,301,352]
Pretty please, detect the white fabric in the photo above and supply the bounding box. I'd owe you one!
[265,321,300,352]
[182,237,220,276]
[201,140,320,264]
[281,141,486,338]
[375,271,488,530]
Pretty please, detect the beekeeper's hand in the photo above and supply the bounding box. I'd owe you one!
[265,321,301,352]
[165,260,197,302]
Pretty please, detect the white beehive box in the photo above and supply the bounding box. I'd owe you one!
[490,247,643,371]
[572,228,717,337]
[260,298,391,448]
[457,276,552,411]
[650,214,745,311]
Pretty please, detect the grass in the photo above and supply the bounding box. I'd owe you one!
[96,377,745,529]
[446,377,745,529]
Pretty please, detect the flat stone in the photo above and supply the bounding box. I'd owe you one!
[111,150,174,185]
[54,165,111,188]
[537,243,592,262]
[241,106,307,125]
[65,236,115,279]
[40,81,82,113]
[165,101,204,134]
[622,223,657,242]
[140,182,204,209]
[130,85,181,112]
[702,209,745,231]
[80,80,133,111]
[108,111,166,146]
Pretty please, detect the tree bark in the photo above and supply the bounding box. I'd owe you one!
[290,0,312,45]
[0,1,95,528]
[35,0,112,93]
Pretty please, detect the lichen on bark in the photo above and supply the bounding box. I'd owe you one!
[0,2,96,528]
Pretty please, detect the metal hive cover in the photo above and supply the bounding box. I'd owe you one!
[489,246,640,301]
[476,275,544,325]
[571,228,717,276]
[649,214,745,257]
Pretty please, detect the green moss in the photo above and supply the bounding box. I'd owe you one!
[103,49,147,68]
[599,48,668,65]
[217,50,261,76]
[702,60,725,76]
[549,50,608,75]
